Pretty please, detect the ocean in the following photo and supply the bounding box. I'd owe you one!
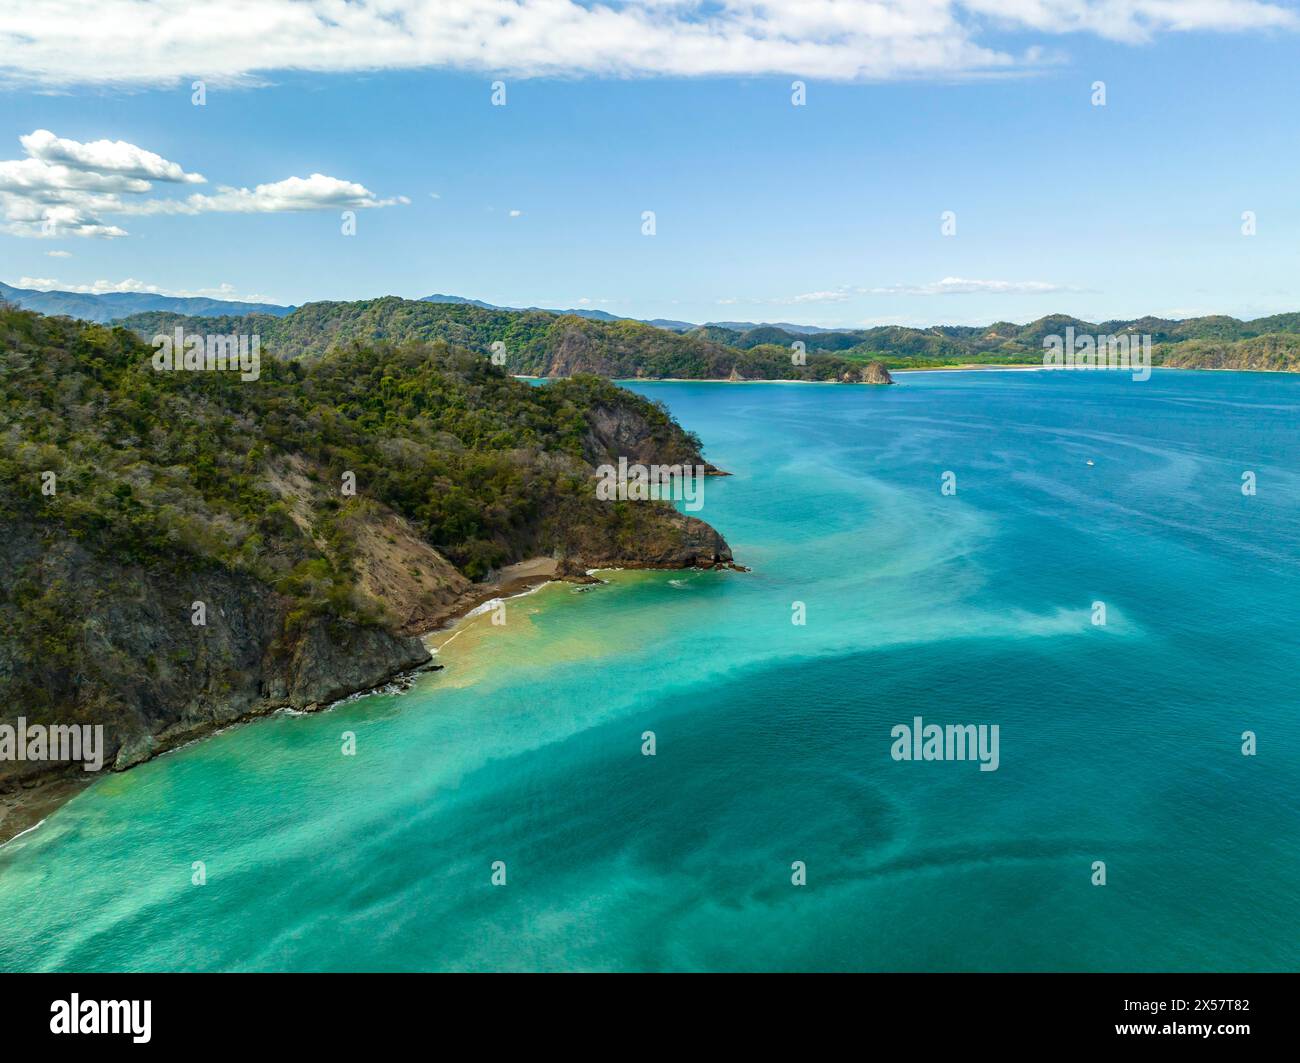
[2,369,1297,971]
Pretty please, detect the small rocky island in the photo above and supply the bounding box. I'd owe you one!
[844,362,894,384]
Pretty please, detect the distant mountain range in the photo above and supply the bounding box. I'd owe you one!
[0,280,833,334]
[115,296,893,383]
[418,293,833,333]
[107,291,1300,380]
[0,280,295,323]
[8,280,1300,375]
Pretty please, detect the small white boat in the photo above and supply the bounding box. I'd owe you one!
[1086,459,1095,466]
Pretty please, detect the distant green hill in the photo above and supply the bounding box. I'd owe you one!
[0,279,293,323]
[697,312,1300,372]
[50,291,1300,376]
[118,297,895,382]
[1156,333,1300,372]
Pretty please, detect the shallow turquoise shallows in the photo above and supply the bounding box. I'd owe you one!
[3,369,1299,972]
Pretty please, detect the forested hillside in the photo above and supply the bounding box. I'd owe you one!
[0,306,733,804]
[119,297,894,382]
[115,295,1300,377]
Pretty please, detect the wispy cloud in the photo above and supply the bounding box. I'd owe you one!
[869,277,1073,296]
[0,2,1292,87]
[791,289,856,304]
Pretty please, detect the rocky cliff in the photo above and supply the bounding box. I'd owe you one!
[0,524,431,777]
[1155,334,1300,373]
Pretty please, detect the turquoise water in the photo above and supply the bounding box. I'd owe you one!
[2,369,1298,971]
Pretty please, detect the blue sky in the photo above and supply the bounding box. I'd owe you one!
[3,1,1300,327]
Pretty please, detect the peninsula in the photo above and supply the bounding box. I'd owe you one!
[0,305,738,843]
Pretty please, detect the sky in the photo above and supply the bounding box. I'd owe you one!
[3,1,1300,328]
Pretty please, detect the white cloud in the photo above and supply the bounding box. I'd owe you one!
[2,196,128,239]
[45,249,72,257]
[791,289,856,304]
[0,131,405,238]
[961,0,1294,39]
[135,174,409,215]
[0,2,1292,87]
[0,156,154,195]
[508,209,522,217]
[21,129,205,183]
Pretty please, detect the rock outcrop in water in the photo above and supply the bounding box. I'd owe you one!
[0,307,737,841]
[839,362,894,385]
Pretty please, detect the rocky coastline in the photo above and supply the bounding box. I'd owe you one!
[0,307,745,847]
[0,539,740,848]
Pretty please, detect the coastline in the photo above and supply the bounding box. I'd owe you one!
[0,559,573,848]
[890,364,1047,374]
[525,364,1298,383]
[518,375,893,385]
[0,560,553,848]
[0,554,739,850]
[623,367,1043,381]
